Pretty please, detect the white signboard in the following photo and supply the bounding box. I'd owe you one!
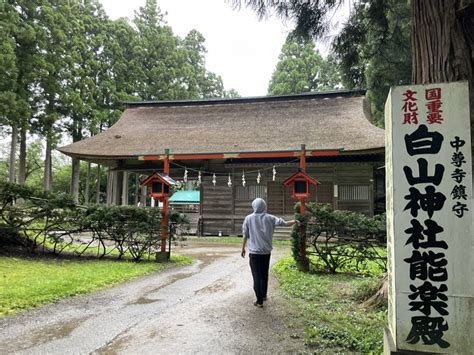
[385,81,473,352]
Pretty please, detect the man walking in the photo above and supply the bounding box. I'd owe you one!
[241,198,300,307]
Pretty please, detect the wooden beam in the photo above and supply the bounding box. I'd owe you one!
[138,149,341,161]
[171,153,225,160]
[237,151,297,159]
[139,155,164,160]
[310,151,340,157]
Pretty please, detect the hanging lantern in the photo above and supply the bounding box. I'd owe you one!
[242,171,246,187]
[228,174,232,188]
[283,170,320,200]
[197,171,202,185]
[212,173,216,186]
[272,165,277,181]
[183,167,188,183]
[141,172,176,201]
[257,170,261,184]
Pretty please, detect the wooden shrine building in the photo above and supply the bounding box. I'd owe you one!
[58,90,385,235]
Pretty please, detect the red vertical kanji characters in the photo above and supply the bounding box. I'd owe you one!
[426,88,443,124]
[403,89,419,124]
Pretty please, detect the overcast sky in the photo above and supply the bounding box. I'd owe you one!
[99,0,350,97]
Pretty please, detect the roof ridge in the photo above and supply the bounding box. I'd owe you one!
[123,89,366,108]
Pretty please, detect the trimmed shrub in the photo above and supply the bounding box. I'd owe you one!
[0,182,188,261]
[292,202,386,274]
[0,182,77,249]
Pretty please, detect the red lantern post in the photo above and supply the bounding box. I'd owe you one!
[161,149,170,254]
[140,150,176,261]
[282,144,320,271]
[299,144,307,269]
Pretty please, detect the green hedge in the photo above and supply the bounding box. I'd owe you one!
[292,202,386,274]
[0,182,188,261]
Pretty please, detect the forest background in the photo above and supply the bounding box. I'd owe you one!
[0,0,411,203]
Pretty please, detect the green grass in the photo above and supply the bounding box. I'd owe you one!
[273,257,387,353]
[0,255,193,317]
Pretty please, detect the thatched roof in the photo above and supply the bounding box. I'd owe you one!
[58,90,384,162]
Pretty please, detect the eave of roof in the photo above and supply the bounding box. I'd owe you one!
[169,190,200,204]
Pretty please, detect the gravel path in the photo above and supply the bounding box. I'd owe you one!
[0,241,306,354]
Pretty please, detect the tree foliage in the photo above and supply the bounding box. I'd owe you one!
[231,0,344,38]
[0,3,19,133]
[332,0,411,126]
[0,1,36,131]
[234,1,472,129]
[1,0,237,199]
[268,35,342,95]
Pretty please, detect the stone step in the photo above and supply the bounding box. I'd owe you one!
[273,226,294,240]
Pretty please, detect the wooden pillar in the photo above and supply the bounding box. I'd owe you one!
[121,171,128,205]
[333,166,338,210]
[140,185,147,207]
[198,180,203,236]
[85,162,91,205]
[95,164,101,204]
[106,169,114,205]
[113,171,123,205]
[231,167,235,234]
[369,168,374,217]
[134,173,139,206]
[161,198,169,252]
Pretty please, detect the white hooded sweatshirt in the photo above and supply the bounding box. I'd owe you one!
[242,198,286,255]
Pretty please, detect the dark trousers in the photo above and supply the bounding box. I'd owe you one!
[249,253,271,304]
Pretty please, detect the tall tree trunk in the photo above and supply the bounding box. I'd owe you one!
[70,157,81,203]
[85,162,91,205]
[96,164,101,204]
[43,134,53,191]
[412,0,474,178]
[18,125,27,185]
[412,1,472,84]
[8,126,17,183]
[70,120,83,203]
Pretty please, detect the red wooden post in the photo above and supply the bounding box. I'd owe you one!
[299,144,308,269]
[300,144,306,170]
[299,199,306,262]
[161,149,170,253]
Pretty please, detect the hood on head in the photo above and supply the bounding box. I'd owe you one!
[252,198,267,213]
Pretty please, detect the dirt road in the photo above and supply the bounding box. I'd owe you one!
[0,242,306,354]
